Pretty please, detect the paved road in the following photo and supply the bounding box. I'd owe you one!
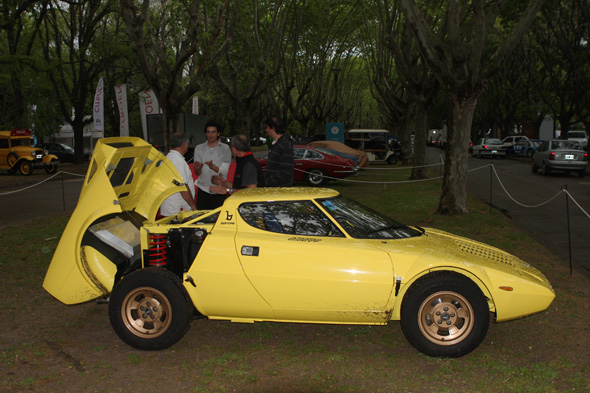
[428,147,590,276]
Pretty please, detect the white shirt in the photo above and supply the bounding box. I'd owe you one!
[160,150,195,216]
[193,141,231,193]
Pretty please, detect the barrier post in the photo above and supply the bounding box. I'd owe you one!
[489,164,493,214]
[562,185,573,275]
[61,171,66,211]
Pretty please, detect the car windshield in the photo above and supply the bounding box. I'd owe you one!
[318,196,422,239]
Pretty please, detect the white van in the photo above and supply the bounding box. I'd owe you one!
[345,129,399,164]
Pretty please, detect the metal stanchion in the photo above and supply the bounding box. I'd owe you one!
[61,171,66,211]
[562,185,572,275]
[489,164,493,214]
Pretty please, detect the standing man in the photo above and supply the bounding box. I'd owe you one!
[194,120,232,209]
[160,132,197,216]
[210,134,266,195]
[264,115,294,187]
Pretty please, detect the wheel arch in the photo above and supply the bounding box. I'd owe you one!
[390,267,495,321]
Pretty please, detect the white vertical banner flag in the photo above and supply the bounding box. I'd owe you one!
[115,84,129,137]
[93,77,104,134]
[192,96,199,114]
[139,90,159,141]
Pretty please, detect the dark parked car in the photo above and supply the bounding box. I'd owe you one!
[39,143,75,163]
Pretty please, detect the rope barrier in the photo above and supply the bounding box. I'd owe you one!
[0,170,85,196]
[491,165,563,208]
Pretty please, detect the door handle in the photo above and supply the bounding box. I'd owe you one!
[241,246,259,256]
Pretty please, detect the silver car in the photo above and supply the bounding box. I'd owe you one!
[532,140,588,177]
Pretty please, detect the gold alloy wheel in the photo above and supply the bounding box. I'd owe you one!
[120,286,172,338]
[417,291,475,346]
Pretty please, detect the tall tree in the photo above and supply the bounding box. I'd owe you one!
[367,0,439,177]
[399,0,547,215]
[529,0,590,133]
[120,0,240,151]
[0,0,49,128]
[40,0,117,162]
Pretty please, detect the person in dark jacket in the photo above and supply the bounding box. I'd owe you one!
[210,134,265,195]
[264,116,294,187]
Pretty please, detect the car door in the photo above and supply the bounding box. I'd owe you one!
[235,200,394,323]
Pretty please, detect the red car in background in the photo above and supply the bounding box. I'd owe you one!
[257,145,358,186]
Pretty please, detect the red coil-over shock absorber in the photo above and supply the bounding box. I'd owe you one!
[148,233,167,266]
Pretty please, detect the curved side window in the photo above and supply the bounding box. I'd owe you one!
[238,201,344,237]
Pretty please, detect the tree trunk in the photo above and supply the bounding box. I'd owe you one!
[436,93,478,215]
[411,102,428,179]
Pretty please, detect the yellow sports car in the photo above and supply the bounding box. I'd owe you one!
[43,137,555,358]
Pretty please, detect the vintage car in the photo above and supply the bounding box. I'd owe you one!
[43,137,555,358]
[257,145,358,186]
[0,129,58,175]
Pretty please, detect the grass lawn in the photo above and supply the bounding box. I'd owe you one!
[1,164,589,393]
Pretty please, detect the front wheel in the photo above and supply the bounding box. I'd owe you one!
[109,268,193,350]
[19,160,33,176]
[400,272,489,358]
[306,168,328,186]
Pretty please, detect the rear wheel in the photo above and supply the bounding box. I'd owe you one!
[527,149,534,157]
[400,272,490,358]
[579,169,587,178]
[531,160,538,173]
[109,268,193,350]
[542,162,551,176]
[306,168,328,186]
[7,153,18,168]
[19,160,33,176]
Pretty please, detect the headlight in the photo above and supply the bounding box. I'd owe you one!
[44,149,49,155]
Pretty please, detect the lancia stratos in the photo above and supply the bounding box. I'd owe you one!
[43,137,555,357]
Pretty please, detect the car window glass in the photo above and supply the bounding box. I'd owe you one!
[318,196,421,239]
[238,201,344,237]
[307,150,322,159]
[294,148,305,159]
[0,139,8,148]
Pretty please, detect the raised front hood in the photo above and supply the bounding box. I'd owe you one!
[43,137,188,304]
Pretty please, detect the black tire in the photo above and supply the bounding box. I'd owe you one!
[386,154,398,165]
[400,272,490,358]
[45,160,58,174]
[527,149,534,158]
[542,162,551,176]
[19,160,33,176]
[109,268,193,350]
[7,153,19,168]
[306,168,328,186]
[531,160,538,173]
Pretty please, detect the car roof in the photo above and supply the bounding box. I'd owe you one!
[228,187,340,203]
